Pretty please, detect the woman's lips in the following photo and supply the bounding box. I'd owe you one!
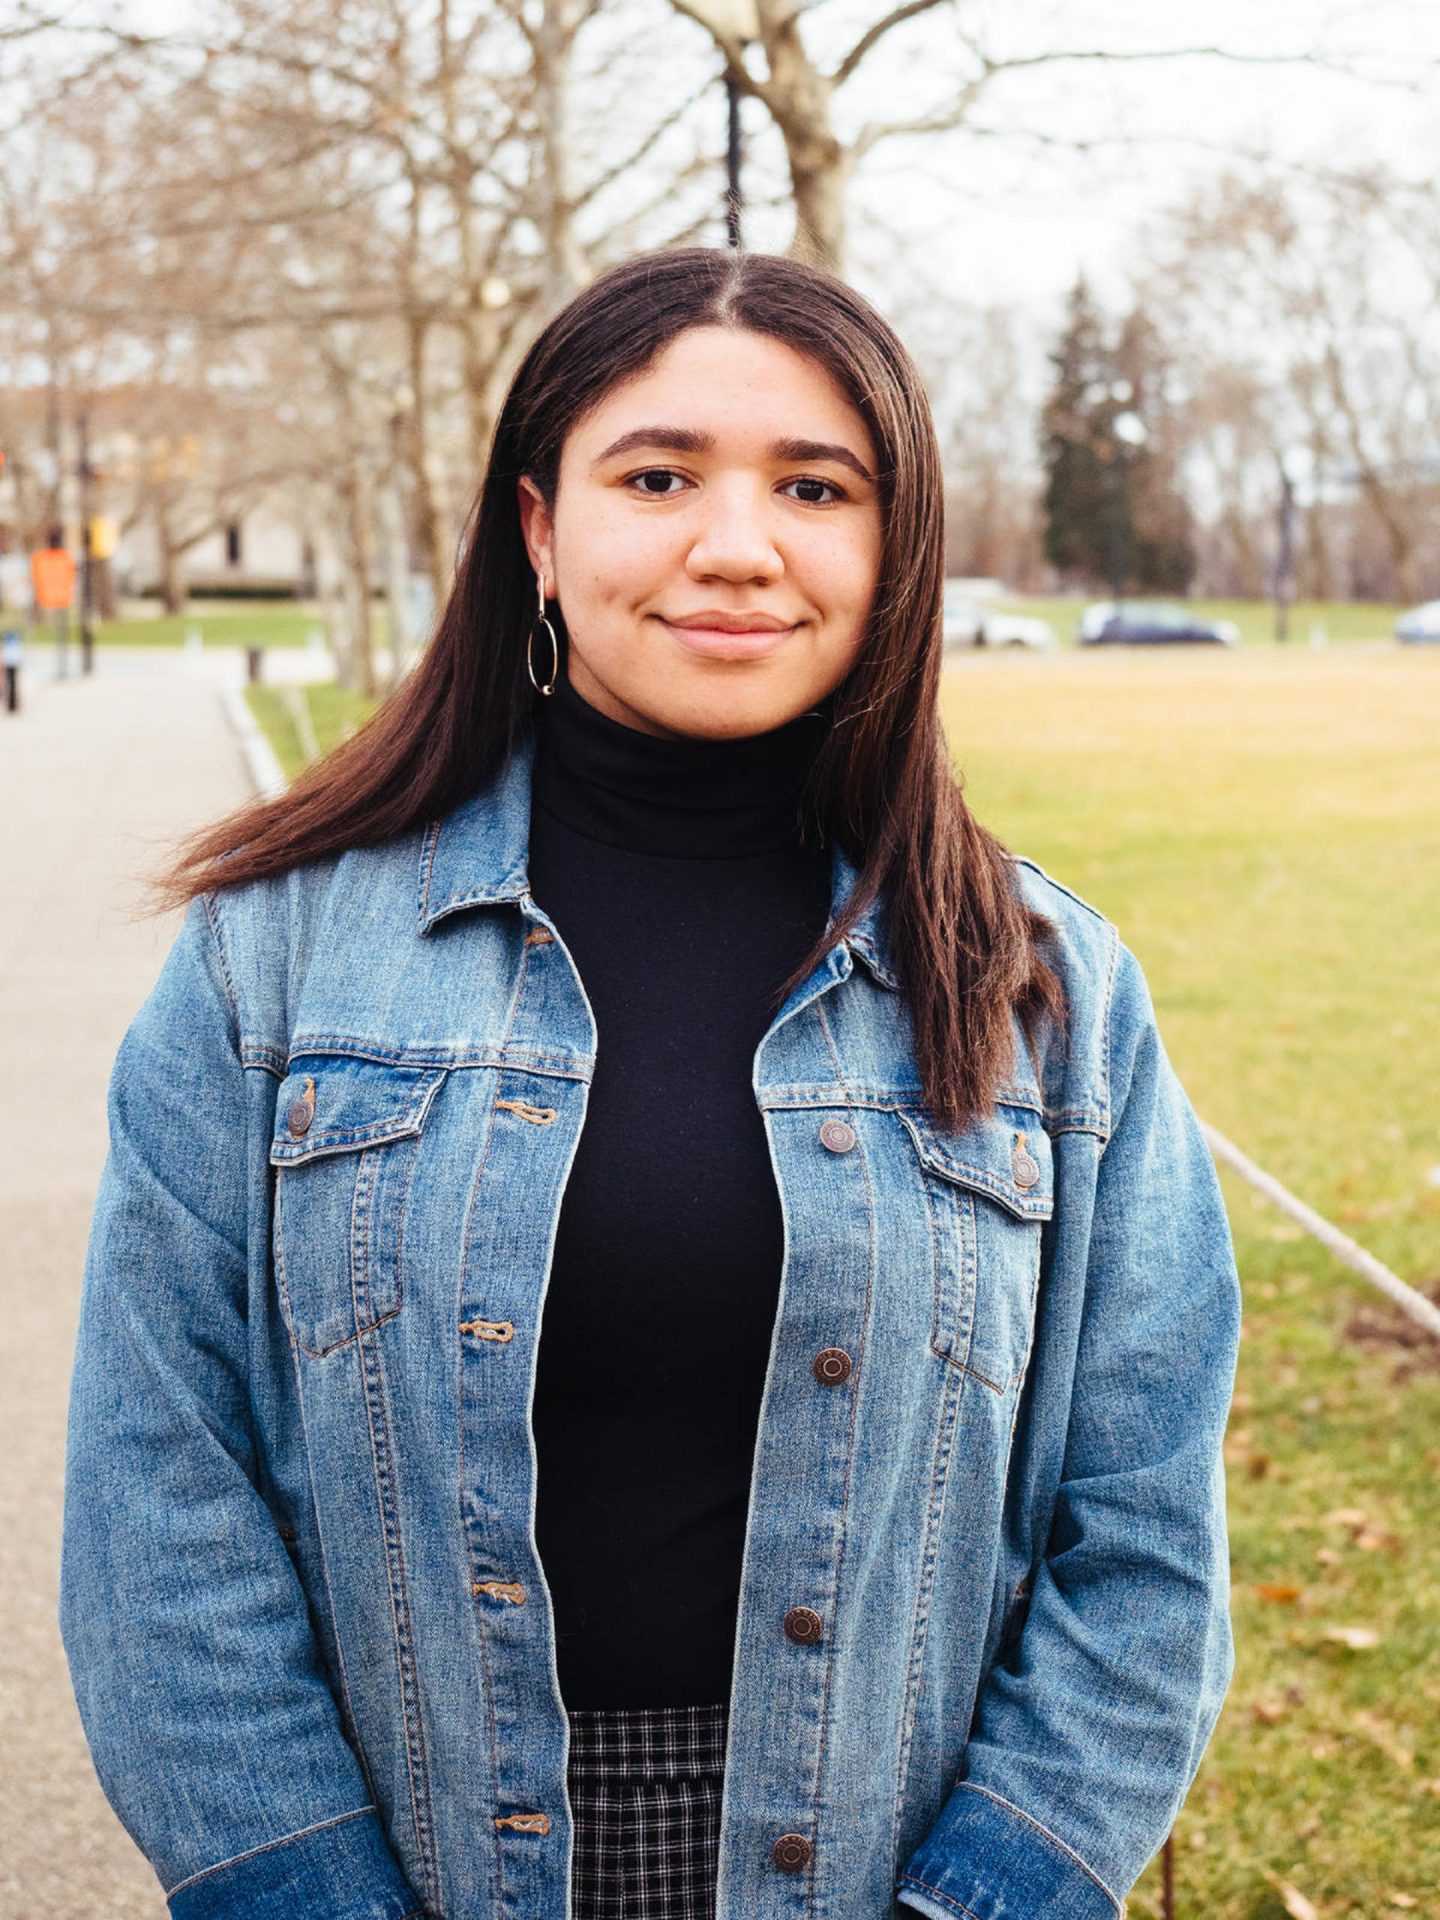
[660,617,798,661]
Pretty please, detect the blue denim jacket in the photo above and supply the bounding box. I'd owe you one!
[60,733,1240,1920]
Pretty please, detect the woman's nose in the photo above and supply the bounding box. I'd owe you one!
[684,482,784,583]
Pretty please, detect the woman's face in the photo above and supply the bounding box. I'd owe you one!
[518,325,884,740]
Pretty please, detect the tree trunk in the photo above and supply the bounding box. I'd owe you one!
[340,461,377,698]
[532,0,588,316]
[764,15,849,273]
[406,314,454,613]
[157,504,187,614]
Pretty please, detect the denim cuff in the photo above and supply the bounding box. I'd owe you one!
[897,1782,1123,1920]
[166,1807,423,1920]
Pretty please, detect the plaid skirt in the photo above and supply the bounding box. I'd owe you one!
[566,1701,729,1920]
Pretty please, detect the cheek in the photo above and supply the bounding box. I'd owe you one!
[563,506,675,608]
[811,525,881,621]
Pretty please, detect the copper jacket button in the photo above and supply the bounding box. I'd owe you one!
[287,1093,315,1137]
[813,1347,852,1386]
[771,1833,812,1872]
[783,1606,823,1645]
[1012,1143,1040,1189]
[818,1119,856,1153]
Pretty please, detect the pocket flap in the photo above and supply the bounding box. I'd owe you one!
[897,1105,1055,1222]
[270,1058,447,1166]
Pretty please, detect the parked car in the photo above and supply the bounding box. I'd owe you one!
[942,584,1055,651]
[1395,601,1440,644]
[1078,601,1240,647]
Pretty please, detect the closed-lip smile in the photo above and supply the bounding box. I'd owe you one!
[665,610,795,633]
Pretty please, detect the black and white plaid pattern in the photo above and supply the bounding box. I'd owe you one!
[566,1701,729,1920]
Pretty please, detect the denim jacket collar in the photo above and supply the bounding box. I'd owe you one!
[416,730,902,994]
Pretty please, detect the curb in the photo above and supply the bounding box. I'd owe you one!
[221,684,288,797]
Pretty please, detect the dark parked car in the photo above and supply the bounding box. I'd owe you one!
[1078,601,1240,647]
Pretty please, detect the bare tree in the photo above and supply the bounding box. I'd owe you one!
[1138,166,1439,602]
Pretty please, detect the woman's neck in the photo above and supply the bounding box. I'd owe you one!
[531,671,831,859]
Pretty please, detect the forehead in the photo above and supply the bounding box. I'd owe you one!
[565,325,877,460]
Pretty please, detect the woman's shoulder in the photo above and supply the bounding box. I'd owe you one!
[201,829,433,1067]
[1007,852,1120,986]
[1005,852,1166,1139]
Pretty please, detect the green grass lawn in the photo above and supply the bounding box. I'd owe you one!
[91,603,323,647]
[941,647,1440,1919]
[245,682,378,781]
[249,649,1439,1916]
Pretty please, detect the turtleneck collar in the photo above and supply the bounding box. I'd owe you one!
[531,669,832,859]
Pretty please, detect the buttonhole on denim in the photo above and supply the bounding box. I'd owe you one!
[495,1813,551,1835]
[495,1097,558,1126]
[474,1580,527,1605]
[460,1318,515,1342]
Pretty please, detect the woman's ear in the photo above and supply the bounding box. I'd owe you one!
[517,476,555,598]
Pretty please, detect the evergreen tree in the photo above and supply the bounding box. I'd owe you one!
[1040,281,1197,594]
[1111,305,1197,594]
[1040,276,1115,584]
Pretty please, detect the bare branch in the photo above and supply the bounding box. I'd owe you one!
[852,40,1417,160]
[570,76,714,213]
[832,0,950,87]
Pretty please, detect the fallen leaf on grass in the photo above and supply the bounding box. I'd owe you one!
[1321,1507,1368,1529]
[1255,1582,1303,1604]
[1354,1709,1414,1768]
[1314,1547,1341,1567]
[1252,1699,1289,1724]
[1387,1891,1418,1908]
[1321,1625,1381,1649]
[1264,1875,1319,1920]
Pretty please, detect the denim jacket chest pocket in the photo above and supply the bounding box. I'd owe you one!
[268,1057,448,1358]
[896,1105,1055,1394]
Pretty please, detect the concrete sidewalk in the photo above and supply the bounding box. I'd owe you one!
[0,651,253,1917]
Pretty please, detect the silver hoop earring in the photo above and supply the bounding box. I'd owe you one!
[528,573,559,696]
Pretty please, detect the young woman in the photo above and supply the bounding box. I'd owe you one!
[61,247,1241,1920]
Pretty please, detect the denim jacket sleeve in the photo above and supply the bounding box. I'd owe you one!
[58,896,423,1920]
[896,939,1241,1920]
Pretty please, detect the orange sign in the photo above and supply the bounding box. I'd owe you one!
[32,547,76,612]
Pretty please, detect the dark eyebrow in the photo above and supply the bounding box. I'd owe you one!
[592,425,874,483]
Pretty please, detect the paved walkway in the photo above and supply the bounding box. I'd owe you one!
[0,649,252,1917]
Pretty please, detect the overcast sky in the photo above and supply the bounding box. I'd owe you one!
[727,0,1440,318]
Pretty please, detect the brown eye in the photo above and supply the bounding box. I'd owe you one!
[626,469,688,496]
[782,476,843,504]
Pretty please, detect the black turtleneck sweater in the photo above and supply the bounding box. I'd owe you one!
[526,672,834,1709]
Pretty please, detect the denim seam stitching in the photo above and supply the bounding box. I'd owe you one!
[468,922,537,1917]
[1099,928,1121,1142]
[283,1308,374,1807]
[457,1073,510,1916]
[809,994,873,1909]
[956,1783,1123,1913]
[890,1326,965,1873]
[162,1805,376,1896]
[284,1037,592,1077]
[356,1298,440,1907]
[200,890,243,1037]
[895,1877,983,1920]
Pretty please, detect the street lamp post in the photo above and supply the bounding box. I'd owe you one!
[725,68,743,248]
[77,407,96,675]
[705,0,759,248]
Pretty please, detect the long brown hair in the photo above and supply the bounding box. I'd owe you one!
[157,247,1063,1130]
